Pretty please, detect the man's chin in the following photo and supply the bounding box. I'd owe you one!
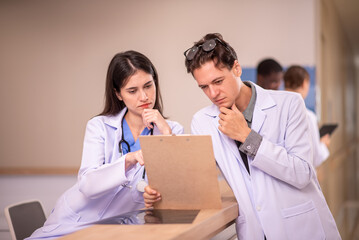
[213,102,232,109]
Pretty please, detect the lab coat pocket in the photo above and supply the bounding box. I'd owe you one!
[281,200,325,240]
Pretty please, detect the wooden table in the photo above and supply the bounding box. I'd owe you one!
[60,182,238,240]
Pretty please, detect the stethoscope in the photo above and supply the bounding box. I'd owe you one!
[119,114,153,192]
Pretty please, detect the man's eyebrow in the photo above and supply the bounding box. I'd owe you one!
[211,77,224,83]
[198,77,224,88]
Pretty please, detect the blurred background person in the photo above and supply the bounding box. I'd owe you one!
[256,58,283,90]
[284,65,331,168]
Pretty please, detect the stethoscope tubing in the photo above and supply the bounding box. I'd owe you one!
[119,117,154,154]
[119,114,153,181]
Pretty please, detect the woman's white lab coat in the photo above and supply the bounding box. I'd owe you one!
[191,84,340,240]
[28,108,184,239]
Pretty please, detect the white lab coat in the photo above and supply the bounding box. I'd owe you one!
[191,83,340,240]
[28,108,184,239]
[306,109,330,167]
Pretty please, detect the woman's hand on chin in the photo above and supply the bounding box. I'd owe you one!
[142,109,171,135]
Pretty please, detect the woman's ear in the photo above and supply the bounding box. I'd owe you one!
[114,89,122,101]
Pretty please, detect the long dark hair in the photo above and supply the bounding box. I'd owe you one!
[99,50,164,116]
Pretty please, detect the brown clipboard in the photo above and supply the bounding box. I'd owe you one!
[139,135,222,210]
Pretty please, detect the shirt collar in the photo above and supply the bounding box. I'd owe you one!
[242,81,257,127]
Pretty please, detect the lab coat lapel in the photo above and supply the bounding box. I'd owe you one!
[103,108,127,163]
[251,106,266,134]
[208,108,247,172]
[251,84,276,134]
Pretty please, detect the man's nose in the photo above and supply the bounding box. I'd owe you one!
[208,85,219,98]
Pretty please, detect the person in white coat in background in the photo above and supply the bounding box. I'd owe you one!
[28,50,183,239]
[284,65,331,168]
[144,33,340,239]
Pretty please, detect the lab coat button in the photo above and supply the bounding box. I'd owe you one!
[247,145,251,150]
[256,206,261,211]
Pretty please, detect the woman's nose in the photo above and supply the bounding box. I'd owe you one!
[140,90,148,101]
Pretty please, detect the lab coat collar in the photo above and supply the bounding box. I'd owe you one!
[102,107,161,134]
[252,83,277,111]
[251,83,276,133]
[103,108,128,129]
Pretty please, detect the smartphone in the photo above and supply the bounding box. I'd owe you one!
[319,124,338,138]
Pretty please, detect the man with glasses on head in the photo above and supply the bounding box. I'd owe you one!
[144,33,340,240]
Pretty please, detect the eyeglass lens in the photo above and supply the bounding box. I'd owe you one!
[202,39,217,51]
[185,39,218,60]
[186,46,199,61]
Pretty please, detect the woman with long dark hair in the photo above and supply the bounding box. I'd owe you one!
[28,51,183,239]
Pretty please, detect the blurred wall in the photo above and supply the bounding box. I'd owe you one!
[317,0,358,238]
[0,0,316,170]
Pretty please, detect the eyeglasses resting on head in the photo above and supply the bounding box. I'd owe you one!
[183,38,234,61]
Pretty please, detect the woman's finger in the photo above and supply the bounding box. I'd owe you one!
[144,185,158,194]
[143,191,160,199]
[144,197,161,204]
[136,151,144,165]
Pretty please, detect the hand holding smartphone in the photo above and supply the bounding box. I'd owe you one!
[319,124,338,138]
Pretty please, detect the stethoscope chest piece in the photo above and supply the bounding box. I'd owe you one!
[136,180,148,193]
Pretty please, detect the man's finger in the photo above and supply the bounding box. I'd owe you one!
[231,103,240,113]
[219,107,232,114]
[218,113,226,120]
[218,119,224,127]
[218,124,224,133]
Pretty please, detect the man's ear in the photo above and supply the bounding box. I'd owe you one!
[233,60,242,77]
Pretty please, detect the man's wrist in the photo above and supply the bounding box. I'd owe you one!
[237,127,251,143]
[238,130,263,158]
